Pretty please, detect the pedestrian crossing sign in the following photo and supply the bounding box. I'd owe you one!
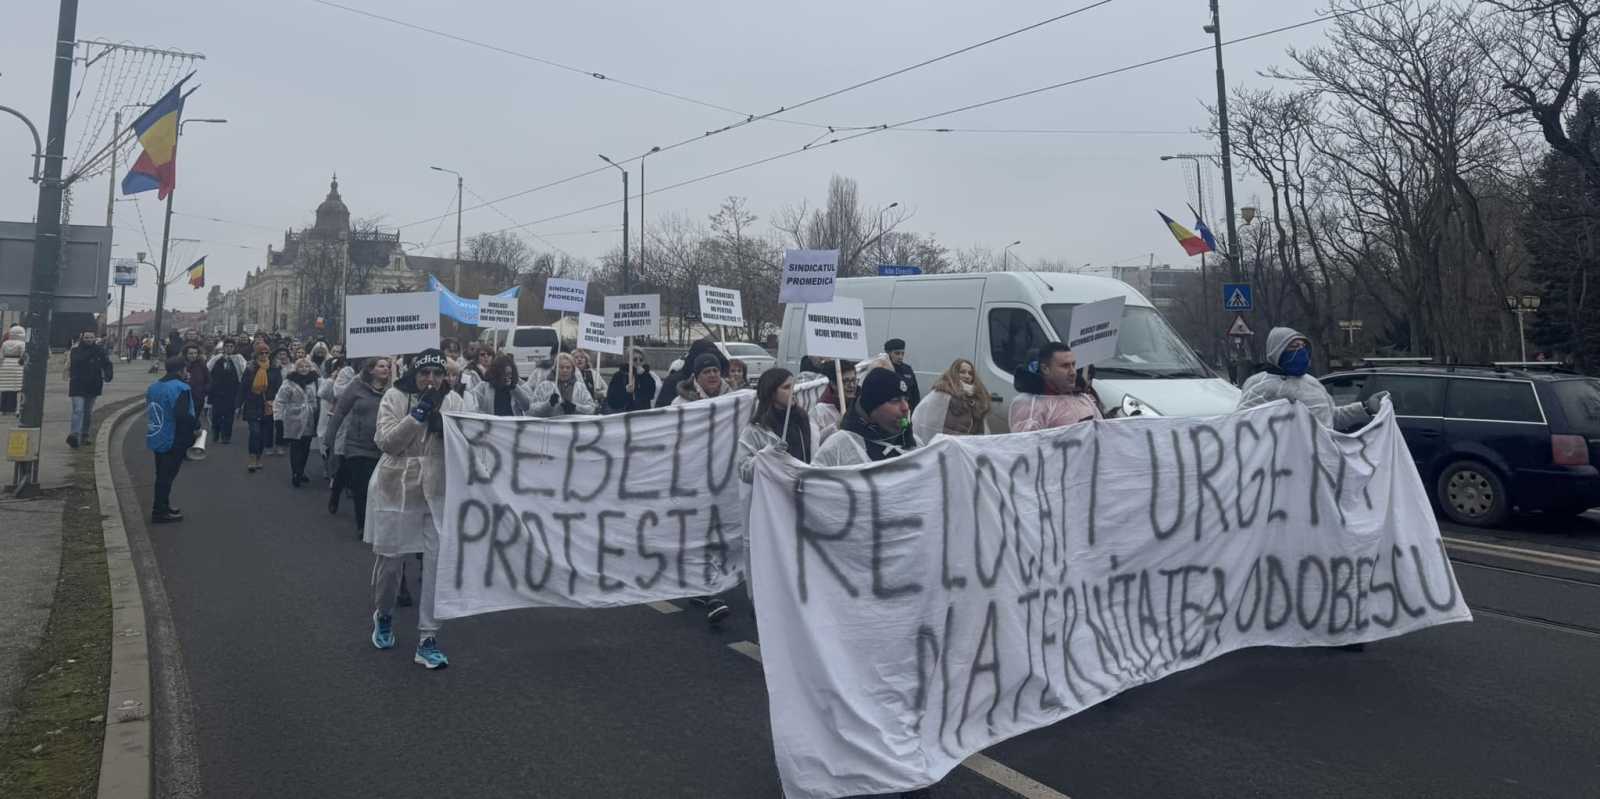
[1222,282,1252,311]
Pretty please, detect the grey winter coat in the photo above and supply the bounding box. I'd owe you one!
[324,378,385,461]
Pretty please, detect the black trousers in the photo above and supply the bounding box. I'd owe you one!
[342,456,378,530]
[153,447,186,514]
[211,394,236,442]
[289,436,313,479]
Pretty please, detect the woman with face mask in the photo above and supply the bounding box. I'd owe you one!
[910,358,992,445]
[323,357,392,532]
[529,351,597,416]
[469,353,535,416]
[1237,327,1386,431]
[274,357,323,487]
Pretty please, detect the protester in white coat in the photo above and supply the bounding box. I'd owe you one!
[273,358,323,487]
[813,368,917,467]
[366,349,465,670]
[0,325,26,415]
[1237,326,1385,431]
[809,361,858,443]
[530,351,597,416]
[910,357,991,445]
[469,353,536,416]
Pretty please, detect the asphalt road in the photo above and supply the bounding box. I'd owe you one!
[119,421,1600,798]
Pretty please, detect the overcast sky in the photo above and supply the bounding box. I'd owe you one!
[1,0,1334,315]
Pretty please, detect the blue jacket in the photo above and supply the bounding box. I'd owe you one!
[146,376,197,454]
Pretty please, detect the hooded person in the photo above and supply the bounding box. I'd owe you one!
[275,357,323,487]
[530,351,598,416]
[1009,342,1103,432]
[654,337,728,408]
[470,353,536,416]
[367,348,467,670]
[671,352,732,405]
[605,348,657,412]
[1,325,27,415]
[813,367,918,467]
[1238,326,1386,431]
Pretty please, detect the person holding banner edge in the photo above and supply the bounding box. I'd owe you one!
[605,349,657,412]
[367,349,466,669]
[1009,342,1102,432]
[812,368,917,467]
[469,353,536,416]
[1237,327,1386,431]
[530,352,597,416]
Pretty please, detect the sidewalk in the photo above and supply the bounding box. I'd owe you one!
[0,351,147,734]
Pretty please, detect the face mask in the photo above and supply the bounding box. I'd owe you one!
[1279,347,1312,377]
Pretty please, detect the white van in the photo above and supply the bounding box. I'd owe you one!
[499,325,560,377]
[776,271,1240,431]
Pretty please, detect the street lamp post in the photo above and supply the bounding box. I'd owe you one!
[598,155,630,293]
[151,117,225,367]
[1160,153,1218,361]
[430,166,464,294]
[639,146,659,295]
[1205,0,1243,282]
[1504,294,1542,362]
[1003,240,1022,270]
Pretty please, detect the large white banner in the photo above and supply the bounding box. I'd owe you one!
[749,401,1471,798]
[344,291,441,358]
[437,390,754,616]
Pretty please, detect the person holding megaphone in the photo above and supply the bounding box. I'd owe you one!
[145,357,200,524]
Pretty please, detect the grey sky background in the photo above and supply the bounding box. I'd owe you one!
[2,0,1333,316]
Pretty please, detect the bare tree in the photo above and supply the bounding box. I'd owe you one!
[466,231,534,288]
[773,175,910,277]
[1481,0,1600,197]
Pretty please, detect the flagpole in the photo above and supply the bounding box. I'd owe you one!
[150,172,175,371]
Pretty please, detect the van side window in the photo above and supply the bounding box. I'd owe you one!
[1368,375,1445,417]
[987,308,1048,375]
[1445,379,1543,423]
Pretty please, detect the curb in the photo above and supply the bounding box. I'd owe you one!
[94,401,151,799]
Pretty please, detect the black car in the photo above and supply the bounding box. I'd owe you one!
[1320,365,1600,527]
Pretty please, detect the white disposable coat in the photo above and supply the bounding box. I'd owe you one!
[365,387,467,557]
[1237,326,1370,431]
[273,377,321,440]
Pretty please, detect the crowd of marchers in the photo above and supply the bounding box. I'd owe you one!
[6,317,1392,682]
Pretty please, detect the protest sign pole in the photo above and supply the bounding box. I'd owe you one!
[834,362,847,414]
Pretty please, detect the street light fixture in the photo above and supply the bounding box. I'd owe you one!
[1504,293,1542,362]
[1003,240,1022,270]
[639,146,660,293]
[430,165,465,293]
[598,154,630,293]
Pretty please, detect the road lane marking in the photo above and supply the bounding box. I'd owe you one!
[724,641,1071,799]
[1444,537,1600,575]
[1472,607,1600,639]
[963,753,1073,799]
[646,601,682,614]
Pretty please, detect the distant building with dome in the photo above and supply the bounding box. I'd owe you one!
[225,175,495,337]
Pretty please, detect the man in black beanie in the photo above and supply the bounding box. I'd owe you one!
[884,337,921,411]
[813,367,916,466]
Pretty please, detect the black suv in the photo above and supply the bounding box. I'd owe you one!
[1320,365,1600,527]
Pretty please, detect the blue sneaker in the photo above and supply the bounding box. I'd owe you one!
[414,637,448,669]
[370,610,394,650]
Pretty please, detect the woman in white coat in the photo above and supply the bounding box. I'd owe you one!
[273,358,323,487]
[529,351,597,416]
[0,325,26,415]
[366,349,466,670]
[910,358,992,446]
[469,353,536,416]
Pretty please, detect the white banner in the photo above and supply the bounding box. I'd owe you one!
[605,293,660,338]
[437,390,754,615]
[780,249,840,304]
[698,285,745,327]
[792,376,829,414]
[478,294,519,330]
[1065,296,1125,367]
[802,297,867,361]
[749,401,1471,798]
[578,312,623,355]
[344,291,441,358]
[544,277,589,314]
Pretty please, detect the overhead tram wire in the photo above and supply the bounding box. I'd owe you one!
[391,0,1123,230]
[460,185,579,260]
[447,0,1404,240]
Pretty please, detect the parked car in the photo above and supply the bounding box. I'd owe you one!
[717,342,775,382]
[1321,365,1600,527]
[777,271,1239,429]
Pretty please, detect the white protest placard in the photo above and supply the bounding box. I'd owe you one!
[438,390,754,614]
[780,249,840,304]
[604,293,660,338]
[543,277,589,314]
[343,291,440,358]
[1064,295,1125,367]
[748,400,1470,798]
[801,297,867,361]
[697,285,745,327]
[477,294,518,330]
[578,312,623,355]
[242,323,259,335]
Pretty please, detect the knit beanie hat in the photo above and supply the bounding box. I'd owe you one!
[858,367,907,414]
[884,337,906,352]
[691,352,722,376]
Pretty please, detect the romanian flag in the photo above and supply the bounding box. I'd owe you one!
[1188,204,1219,252]
[121,79,191,199]
[1158,209,1213,257]
[187,256,205,289]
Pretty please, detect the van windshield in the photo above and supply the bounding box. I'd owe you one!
[1041,305,1209,378]
[512,328,558,348]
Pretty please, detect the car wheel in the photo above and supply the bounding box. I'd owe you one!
[1436,461,1510,527]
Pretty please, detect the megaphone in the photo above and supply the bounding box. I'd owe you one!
[187,429,208,461]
